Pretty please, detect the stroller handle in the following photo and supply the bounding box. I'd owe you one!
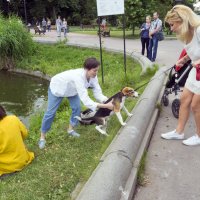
[175,63,193,84]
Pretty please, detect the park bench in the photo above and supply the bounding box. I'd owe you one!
[97,27,110,37]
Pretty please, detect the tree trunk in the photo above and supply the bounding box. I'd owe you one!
[52,6,56,22]
[132,26,135,36]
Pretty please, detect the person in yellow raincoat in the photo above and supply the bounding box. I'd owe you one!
[0,105,34,177]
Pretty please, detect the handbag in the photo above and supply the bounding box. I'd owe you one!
[156,31,164,41]
[155,20,164,41]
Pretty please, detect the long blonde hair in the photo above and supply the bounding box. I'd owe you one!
[165,5,200,43]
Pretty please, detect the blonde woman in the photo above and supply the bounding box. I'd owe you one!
[161,5,200,146]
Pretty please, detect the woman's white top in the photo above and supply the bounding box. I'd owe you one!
[50,68,107,111]
[184,26,200,94]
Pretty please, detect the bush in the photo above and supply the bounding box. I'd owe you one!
[0,15,36,69]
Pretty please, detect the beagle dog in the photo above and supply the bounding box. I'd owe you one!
[75,87,139,136]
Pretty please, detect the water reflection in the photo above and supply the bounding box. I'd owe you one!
[0,71,49,126]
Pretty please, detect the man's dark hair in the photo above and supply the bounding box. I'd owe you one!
[84,58,100,70]
[0,105,7,120]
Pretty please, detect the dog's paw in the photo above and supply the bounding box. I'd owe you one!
[127,113,133,117]
[95,126,109,136]
[121,122,127,126]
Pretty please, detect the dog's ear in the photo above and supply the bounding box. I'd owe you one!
[122,87,133,95]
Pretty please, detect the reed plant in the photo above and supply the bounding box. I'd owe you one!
[0,15,36,69]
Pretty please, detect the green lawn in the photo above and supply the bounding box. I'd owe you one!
[0,43,157,200]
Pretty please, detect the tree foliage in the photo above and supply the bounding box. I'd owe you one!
[0,0,196,28]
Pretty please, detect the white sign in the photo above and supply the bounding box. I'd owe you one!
[96,0,124,16]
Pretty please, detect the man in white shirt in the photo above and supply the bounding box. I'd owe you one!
[56,16,62,37]
[148,12,162,62]
[38,58,113,149]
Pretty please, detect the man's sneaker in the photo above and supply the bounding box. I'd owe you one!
[38,139,46,149]
[161,130,184,140]
[68,130,80,137]
[182,135,200,146]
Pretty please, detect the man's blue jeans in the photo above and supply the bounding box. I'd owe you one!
[41,88,81,133]
[148,36,158,61]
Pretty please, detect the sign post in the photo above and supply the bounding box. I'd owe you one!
[96,0,125,83]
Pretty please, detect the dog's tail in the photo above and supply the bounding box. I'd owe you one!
[74,116,82,121]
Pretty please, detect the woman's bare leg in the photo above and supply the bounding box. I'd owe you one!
[176,88,193,133]
[191,94,200,137]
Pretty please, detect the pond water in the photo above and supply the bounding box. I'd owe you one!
[0,71,49,127]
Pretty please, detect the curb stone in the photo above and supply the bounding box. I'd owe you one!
[120,75,168,200]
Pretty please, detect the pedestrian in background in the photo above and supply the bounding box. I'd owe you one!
[62,18,67,37]
[56,15,62,37]
[47,18,51,32]
[161,5,200,146]
[140,16,151,57]
[148,12,162,62]
[42,18,47,32]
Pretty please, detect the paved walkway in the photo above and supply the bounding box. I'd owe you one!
[32,29,183,67]
[33,30,199,200]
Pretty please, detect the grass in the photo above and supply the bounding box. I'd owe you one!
[0,15,35,69]
[0,43,157,200]
[137,151,148,186]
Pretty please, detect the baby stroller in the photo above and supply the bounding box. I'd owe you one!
[162,49,193,118]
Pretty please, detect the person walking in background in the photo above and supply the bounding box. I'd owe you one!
[47,18,51,32]
[0,105,34,177]
[56,15,62,37]
[62,18,67,37]
[38,57,113,149]
[101,17,106,31]
[161,5,200,146]
[140,16,151,57]
[42,18,47,32]
[148,12,162,62]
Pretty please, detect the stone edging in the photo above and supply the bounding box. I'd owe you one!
[8,68,51,81]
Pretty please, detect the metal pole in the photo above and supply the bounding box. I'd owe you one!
[98,16,104,83]
[23,0,27,24]
[123,14,127,76]
[7,0,10,16]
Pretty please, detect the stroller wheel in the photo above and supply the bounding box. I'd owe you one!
[162,94,169,106]
[172,99,180,118]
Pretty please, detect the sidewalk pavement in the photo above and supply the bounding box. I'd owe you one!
[32,30,200,200]
[134,97,199,200]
